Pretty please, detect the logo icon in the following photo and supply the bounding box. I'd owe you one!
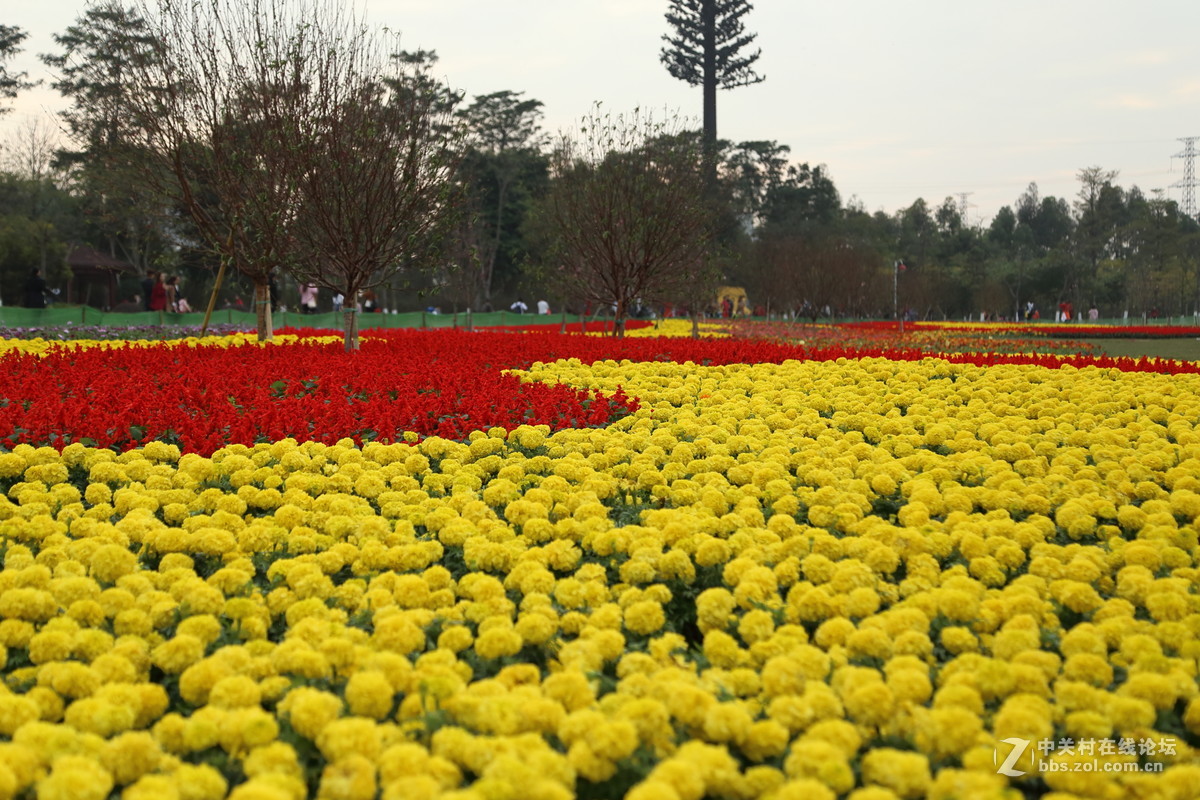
[995,737,1031,777]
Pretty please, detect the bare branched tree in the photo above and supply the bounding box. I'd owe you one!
[118,0,330,339]
[537,107,714,337]
[757,232,884,320]
[283,58,466,350]
[118,0,463,347]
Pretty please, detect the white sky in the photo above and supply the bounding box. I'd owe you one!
[3,0,1199,225]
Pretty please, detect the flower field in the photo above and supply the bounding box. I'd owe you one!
[0,326,1198,799]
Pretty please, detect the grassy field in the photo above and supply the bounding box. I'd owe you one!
[1082,337,1200,361]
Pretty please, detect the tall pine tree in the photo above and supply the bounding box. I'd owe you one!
[0,25,33,112]
[660,1,764,153]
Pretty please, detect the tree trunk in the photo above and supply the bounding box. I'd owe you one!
[343,309,360,352]
[691,312,700,339]
[701,0,718,188]
[254,279,274,341]
[484,176,510,302]
[613,298,626,338]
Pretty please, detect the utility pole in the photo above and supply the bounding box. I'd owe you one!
[1171,137,1198,220]
[955,192,974,225]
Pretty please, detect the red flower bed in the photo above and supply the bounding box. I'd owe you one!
[485,319,657,334]
[0,334,637,454]
[730,320,1101,356]
[843,320,1200,338]
[3,328,1198,455]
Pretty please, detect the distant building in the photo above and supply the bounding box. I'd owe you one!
[65,246,138,309]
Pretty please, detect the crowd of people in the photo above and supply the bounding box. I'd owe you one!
[140,270,192,313]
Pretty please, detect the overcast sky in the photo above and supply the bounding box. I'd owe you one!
[3,1,1199,224]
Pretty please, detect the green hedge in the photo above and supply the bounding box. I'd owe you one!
[0,307,582,330]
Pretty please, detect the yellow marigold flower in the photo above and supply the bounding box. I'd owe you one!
[859,748,931,800]
[28,630,73,664]
[243,741,304,783]
[123,774,180,800]
[35,755,112,800]
[344,671,395,720]
[63,697,137,738]
[624,600,666,636]
[783,739,854,795]
[434,625,472,654]
[516,612,558,645]
[89,543,138,585]
[794,721,856,763]
[627,779,684,800]
[702,630,743,669]
[209,675,263,709]
[842,682,895,727]
[913,706,983,760]
[1145,590,1189,622]
[542,669,595,712]
[1119,671,1178,710]
[317,754,376,800]
[280,687,344,742]
[887,669,932,704]
[217,775,290,800]
[372,615,428,655]
[0,695,39,737]
[846,628,893,661]
[317,717,381,764]
[1061,652,1113,686]
[1062,709,1112,741]
[992,695,1053,743]
[566,739,617,784]
[925,769,1013,800]
[218,707,279,755]
[99,731,160,786]
[0,589,57,622]
[182,706,225,753]
[177,659,230,706]
[474,627,523,660]
[702,702,753,746]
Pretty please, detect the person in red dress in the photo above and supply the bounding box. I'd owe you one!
[149,273,168,311]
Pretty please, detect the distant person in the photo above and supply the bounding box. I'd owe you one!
[362,290,379,313]
[299,283,318,314]
[141,270,157,310]
[23,268,49,309]
[332,293,344,312]
[536,299,550,315]
[510,298,528,314]
[148,273,168,311]
[1088,305,1099,321]
[165,275,180,311]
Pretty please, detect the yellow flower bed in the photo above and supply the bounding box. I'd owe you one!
[621,319,731,338]
[0,333,342,357]
[0,356,1198,799]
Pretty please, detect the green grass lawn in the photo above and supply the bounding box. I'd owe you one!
[1081,338,1200,362]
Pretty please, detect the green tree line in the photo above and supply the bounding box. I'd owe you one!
[1,5,1198,328]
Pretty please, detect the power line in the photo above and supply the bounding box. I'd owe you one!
[1171,136,1198,220]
